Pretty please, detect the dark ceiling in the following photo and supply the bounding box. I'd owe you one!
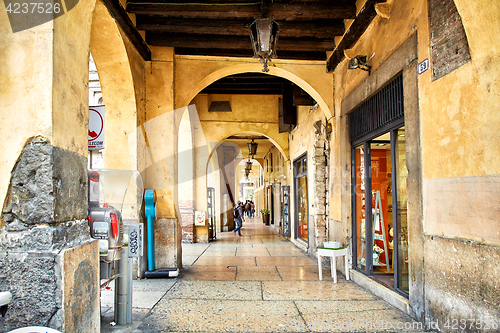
[126,0,357,61]
[201,73,287,95]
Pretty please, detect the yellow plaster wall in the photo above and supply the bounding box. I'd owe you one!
[123,34,147,173]
[174,56,334,119]
[420,0,500,179]
[52,0,97,155]
[143,47,177,218]
[0,0,96,206]
[331,0,500,243]
[90,1,138,171]
[191,94,289,159]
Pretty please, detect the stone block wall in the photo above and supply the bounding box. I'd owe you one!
[312,121,329,254]
[154,218,182,269]
[424,236,500,332]
[0,139,100,332]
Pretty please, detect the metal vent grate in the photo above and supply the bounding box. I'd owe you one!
[349,75,404,142]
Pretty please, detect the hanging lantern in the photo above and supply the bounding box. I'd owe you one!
[248,18,280,72]
[247,139,258,157]
[245,160,253,172]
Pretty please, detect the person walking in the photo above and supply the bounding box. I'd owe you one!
[233,201,245,236]
[245,200,252,218]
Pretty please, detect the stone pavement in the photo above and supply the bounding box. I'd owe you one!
[101,218,429,332]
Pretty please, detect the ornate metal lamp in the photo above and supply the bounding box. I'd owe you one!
[247,139,258,158]
[248,18,280,72]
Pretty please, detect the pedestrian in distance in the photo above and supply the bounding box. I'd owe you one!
[233,201,245,236]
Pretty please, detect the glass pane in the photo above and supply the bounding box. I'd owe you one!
[396,127,409,293]
[297,175,308,242]
[302,157,307,172]
[370,138,392,274]
[355,145,366,269]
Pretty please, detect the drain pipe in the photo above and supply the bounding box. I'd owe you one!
[144,190,179,278]
[115,226,130,325]
[145,190,156,271]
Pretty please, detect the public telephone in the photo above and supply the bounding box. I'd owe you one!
[87,170,124,263]
[88,206,123,262]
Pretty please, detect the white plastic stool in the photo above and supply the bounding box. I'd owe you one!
[317,247,350,283]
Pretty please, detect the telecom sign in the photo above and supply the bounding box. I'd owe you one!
[89,106,105,150]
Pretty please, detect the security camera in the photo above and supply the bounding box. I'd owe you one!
[0,291,12,317]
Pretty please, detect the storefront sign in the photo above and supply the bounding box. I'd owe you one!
[89,106,105,150]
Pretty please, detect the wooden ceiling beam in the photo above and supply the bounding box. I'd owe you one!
[136,16,344,38]
[174,47,326,60]
[127,2,356,20]
[147,33,335,51]
[101,0,151,61]
[326,0,386,72]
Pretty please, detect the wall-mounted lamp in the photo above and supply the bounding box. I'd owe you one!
[248,18,280,72]
[348,55,371,74]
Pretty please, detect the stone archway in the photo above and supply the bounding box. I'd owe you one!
[175,62,334,120]
[90,1,140,171]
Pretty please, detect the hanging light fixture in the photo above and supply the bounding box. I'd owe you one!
[245,159,253,172]
[247,139,258,158]
[248,18,280,72]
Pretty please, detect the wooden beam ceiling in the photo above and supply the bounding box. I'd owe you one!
[146,33,335,52]
[126,2,356,20]
[135,17,345,39]
[125,0,358,61]
[107,0,385,73]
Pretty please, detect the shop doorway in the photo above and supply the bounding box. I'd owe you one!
[294,154,308,244]
[350,75,409,295]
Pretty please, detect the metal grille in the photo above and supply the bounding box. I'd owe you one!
[349,75,404,142]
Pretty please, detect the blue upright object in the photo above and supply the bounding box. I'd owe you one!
[144,190,157,271]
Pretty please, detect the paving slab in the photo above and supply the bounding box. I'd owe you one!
[138,299,304,333]
[103,218,430,333]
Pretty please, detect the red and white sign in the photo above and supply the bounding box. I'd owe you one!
[89,106,105,150]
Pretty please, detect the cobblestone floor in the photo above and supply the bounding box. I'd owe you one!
[101,218,429,333]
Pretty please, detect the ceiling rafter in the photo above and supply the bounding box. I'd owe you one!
[146,33,335,51]
[126,2,356,20]
[135,17,345,38]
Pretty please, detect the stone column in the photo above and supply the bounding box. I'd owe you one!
[143,47,182,269]
[312,122,328,253]
[0,0,99,330]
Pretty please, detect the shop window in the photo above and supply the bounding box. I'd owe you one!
[350,74,408,295]
[294,154,308,243]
